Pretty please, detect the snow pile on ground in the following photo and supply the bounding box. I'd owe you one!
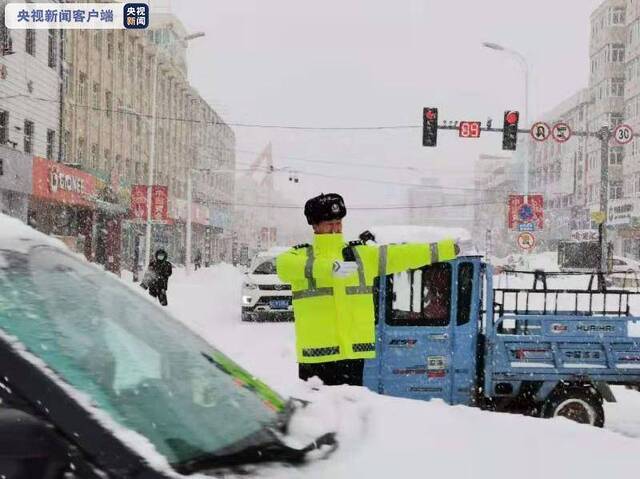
[0,213,67,252]
[162,263,640,478]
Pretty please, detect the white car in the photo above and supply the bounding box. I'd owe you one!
[610,256,640,273]
[242,249,293,322]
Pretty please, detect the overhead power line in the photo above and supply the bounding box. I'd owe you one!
[0,93,424,131]
[219,199,503,211]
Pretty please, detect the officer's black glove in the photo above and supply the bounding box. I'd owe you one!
[359,230,376,244]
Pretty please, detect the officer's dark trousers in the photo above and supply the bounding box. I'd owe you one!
[298,359,364,386]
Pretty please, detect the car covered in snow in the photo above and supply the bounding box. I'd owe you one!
[0,215,334,478]
[242,248,293,322]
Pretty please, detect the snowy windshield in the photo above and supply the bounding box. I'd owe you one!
[252,260,277,275]
[0,246,281,466]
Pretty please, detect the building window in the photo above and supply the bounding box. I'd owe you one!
[610,6,625,25]
[63,130,71,160]
[610,181,623,200]
[611,78,624,97]
[91,144,98,170]
[610,112,623,126]
[610,43,625,63]
[92,82,100,109]
[63,30,73,62]
[0,7,12,56]
[25,29,35,56]
[48,29,56,68]
[63,69,72,96]
[105,90,112,118]
[610,147,623,165]
[79,72,87,105]
[46,129,55,160]
[77,137,86,164]
[0,110,8,145]
[107,32,113,60]
[23,120,34,154]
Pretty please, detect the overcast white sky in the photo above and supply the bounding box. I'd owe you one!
[170,0,604,234]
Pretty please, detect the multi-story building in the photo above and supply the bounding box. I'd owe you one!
[618,0,640,257]
[530,89,592,247]
[0,1,62,221]
[587,1,627,255]
[527,1,627,255]
[473,154,518,257]
[56,11,236,268]
[0,1,62,161]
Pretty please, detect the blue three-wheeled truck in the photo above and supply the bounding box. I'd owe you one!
[362,256,640,426]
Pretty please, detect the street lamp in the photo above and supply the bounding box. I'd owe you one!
[143,30,206,271]
[482,41,530,194]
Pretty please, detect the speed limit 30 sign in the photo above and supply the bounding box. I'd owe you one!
[613,124,634,145]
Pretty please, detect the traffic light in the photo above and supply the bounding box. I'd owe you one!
[502,110,519,150]
[422,107,438,147]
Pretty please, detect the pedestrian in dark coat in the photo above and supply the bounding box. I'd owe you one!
[141,249,173,306]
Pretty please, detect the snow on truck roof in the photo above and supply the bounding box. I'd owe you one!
[368,225,471,244]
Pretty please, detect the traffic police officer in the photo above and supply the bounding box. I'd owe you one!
[276,193,459,386]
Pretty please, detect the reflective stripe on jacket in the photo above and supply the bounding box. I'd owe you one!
[276,233,457,364]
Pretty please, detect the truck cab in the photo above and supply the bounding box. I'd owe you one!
[363,257,482,406]
[363,256,640,426]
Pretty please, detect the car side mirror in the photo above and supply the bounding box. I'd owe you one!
[0,408,75,479]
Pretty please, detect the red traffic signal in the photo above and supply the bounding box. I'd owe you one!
[422,107,438,147]
[502,110,519,151]
[505,111,519,125]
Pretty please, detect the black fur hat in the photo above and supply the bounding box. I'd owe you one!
[304,193,346,225]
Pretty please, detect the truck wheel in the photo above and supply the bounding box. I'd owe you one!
[241,312,254,322]
[541,388,604,427]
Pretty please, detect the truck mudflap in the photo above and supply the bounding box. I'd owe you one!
[593,381,616,402]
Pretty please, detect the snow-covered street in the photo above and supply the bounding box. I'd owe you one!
[144,263,640,478]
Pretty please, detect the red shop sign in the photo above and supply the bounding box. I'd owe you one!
[130,185,148,220]
[32,157,97,207]
[151,185,168,221]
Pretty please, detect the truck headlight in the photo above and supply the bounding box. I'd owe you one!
[242,296,253,305]
[243,282,258,290]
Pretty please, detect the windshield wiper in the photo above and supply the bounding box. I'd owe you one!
[173,427,337,474]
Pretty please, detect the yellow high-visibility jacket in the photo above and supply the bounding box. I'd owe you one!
[276,233,457,364]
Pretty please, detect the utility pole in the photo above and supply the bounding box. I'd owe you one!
[598,126,611,275]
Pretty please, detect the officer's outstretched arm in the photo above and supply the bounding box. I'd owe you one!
[383,239,458,275]
[276,248,334,283]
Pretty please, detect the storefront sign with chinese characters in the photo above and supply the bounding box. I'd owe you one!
[570,230,598,241]
[130,185,170,223]
[32,157,96,207]
[608,199,636,226]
